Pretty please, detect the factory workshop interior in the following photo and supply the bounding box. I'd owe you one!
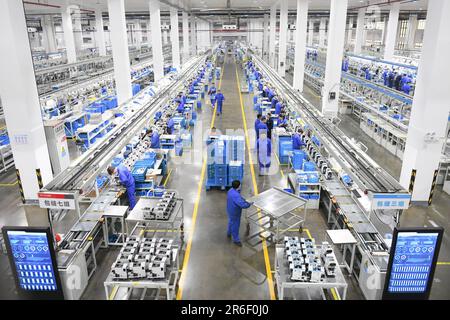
[0,0,450,312]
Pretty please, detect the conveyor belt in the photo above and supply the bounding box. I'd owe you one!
[252,54,405,194]
[43,55,207,193]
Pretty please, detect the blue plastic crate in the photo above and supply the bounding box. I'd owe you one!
[214,164,228,177]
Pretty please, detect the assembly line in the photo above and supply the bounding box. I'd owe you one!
[0,0,449,306]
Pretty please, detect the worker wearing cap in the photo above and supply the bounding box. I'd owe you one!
[215,90,225,116]
[226,180,253,246]
[108,164,136,209]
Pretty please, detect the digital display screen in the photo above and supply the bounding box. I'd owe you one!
[388,232,438,293]
[6,230,58,291]
[383,227,443,300]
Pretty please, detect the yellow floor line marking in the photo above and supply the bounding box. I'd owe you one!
[437,262,450,266]
[0,180,18,187]
[235,66,276,300]
[305,228,312,240]
[176,66,223,300]
[274,153,285,179]
[163,169,173,187]
[108,286,119,300]
[330,287,340,300]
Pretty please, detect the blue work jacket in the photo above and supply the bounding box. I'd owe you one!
[227,188,252,217]
[151,132,160,148]
[116,164,134,188]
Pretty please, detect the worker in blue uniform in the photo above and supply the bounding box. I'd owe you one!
[257,132,272,175]
[226,180,253,246]
[176,100,185,114]
[382,69,389,86]
[166,116,175,134]
[275,100,283,115]
[215,90,225,116]
[147,129,160,149]
[278,115,288,128]
[255,116,268,140]
[215,68,221,80]
[292,128,305,150]
[208,85,217,108]
[254,114,262,135]
[108,164,136,209]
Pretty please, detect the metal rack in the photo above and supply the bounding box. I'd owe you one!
[245,187,308,247]
[103,215,182,300]
[274,244,348,300]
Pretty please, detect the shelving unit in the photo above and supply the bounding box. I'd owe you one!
[0,144,14,173]
[288,172,321,209]
[64,112,88,138]
[75,120,114,149]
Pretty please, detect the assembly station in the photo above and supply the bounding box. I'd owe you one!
[0,0,449,301]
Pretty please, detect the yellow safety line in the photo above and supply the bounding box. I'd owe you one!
[437,262,450,266]
[163,169,173,187]
[108,286,119,300]
[0,180,18,187]
[176,66,223,300]
[305,228,313,240]
[274,153,285,179]
[235,66,276,300]
[330,287,340,300]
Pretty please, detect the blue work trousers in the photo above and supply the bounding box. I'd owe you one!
[227,211,242,243]
[127,185,136,209]
[217,102,223,114]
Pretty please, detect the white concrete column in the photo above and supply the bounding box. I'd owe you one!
[107,0,132,105]
[196,20,202,52]
[293,0,308,92]
[278,0,288,77]
[269,4,277,68]
[0,0,53,200]
[191,16,197,55]
[354,8,365,54]
[134,20,142,50]
[263,14,269,60]
[321,0,348,117]
[347,17,353,45]
[61,1,77,63]
[255,20,263,53]
[182,12,190,61]
[162,28,168,45]
[406,14,418,50]
[73,6,83,52]
[400,0,450,204]
[149,0,164,81]
[42,15,57,53]
[95,8,107,56]
[381,17,387,45]
[170,8,181,70]
[384,2,400,60]
[146,20,152,47]
[319,18,326,48]
[308,19,314,46]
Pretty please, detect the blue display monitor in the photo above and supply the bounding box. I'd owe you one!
[383,227,444,300]
[2,226,64,300]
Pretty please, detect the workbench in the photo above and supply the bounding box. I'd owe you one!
[274,244,348,300]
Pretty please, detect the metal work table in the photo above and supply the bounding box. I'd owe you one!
[126,195,184,245]
[326,229,358,275]
[274,245,348,300]
[104,247,180,300]
[103,222,181,300]
[245,187,307,247]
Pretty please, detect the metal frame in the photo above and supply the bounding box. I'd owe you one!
[244,187,307,247]
[274,245,348,300]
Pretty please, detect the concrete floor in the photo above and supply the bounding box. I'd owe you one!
[0,59,449,300]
